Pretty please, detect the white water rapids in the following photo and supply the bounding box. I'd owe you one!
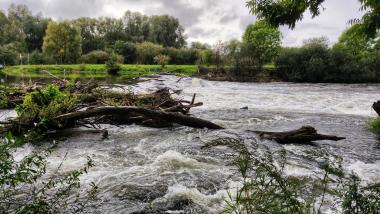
[2,75,380,213]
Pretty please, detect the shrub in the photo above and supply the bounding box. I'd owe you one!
[275,37,380,83]
[15,85,77,141]
[105,54,121,75]
[370,117,380,133]
[0,44,18,66]
[164,47,199,65]
[79,50,110,64]
[222,146,380,214]
[197,49,213,65]
[114,41,137,64]
[154,54,170,68]
[136,42,163,64]
[29,50,45,65]
[0,133,97,213]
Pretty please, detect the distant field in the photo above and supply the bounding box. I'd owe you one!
[0,64,199,79]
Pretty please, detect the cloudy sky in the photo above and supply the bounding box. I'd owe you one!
[0,0,364,46]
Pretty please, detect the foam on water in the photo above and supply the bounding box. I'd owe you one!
[134,75,380,116]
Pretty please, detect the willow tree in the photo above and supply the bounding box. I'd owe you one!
[246,0,380,38]
[42,21,82,64]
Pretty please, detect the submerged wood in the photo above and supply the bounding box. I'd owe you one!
[256,126,345,144]
[53,106,224,130]
[373,101,380,116]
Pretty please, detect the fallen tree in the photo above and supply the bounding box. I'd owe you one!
[255,126,345,145]
[53,106,223,130]
[0,83,222,141]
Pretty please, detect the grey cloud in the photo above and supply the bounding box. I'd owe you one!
[0,0,366,46]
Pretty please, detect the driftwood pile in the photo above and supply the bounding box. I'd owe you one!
[0,81,223,140]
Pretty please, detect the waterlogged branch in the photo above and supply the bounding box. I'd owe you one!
[254,126,345,145]
[373,101,380,116]
[53,106,224,130]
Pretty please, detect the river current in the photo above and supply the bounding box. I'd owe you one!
[2,75,380,213]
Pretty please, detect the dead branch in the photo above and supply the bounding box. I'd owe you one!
[255,126,345,145]
[373,101,380,116]
[53,106,223,130]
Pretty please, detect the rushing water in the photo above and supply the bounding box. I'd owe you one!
[3,75,380,213]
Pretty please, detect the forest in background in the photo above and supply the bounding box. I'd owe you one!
[0,3,380,83]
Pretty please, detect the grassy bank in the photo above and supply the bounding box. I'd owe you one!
[0,64,199,79]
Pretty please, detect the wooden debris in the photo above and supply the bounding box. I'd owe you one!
[256,126,345,145]
[373,101,380,116]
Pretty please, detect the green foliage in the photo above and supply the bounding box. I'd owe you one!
[0,43,19,66]
[136,42,164,64]
[246,0,325,29]
[114,41,137,64]
[223,151,311,214]
[197,49,214,65]
[370,117,380,133]
[275,37,380,83]
[163,47,199,65]
[0,134,98,213]
[73,17,106,54]
[29,50,45,64]
[2,64,200,79]
[243,20,282,65]
[342,175,380,214]
[154,54,171,68]
[223,147,380,214]
[42,21,82,64]
[15,85,77,140]
[148,15,186,48]
[246,0,380,38]
[79,50,110,64]
[105,54,121,75]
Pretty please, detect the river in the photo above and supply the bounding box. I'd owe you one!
[2,75,380,213]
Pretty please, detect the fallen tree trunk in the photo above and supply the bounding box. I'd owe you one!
[255,126,345,145]
[373,101,380,116]
[53,106,224,130]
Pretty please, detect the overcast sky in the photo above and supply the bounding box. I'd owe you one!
[0,0,364,46]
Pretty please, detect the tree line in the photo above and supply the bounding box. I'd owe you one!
[0,4,202,65]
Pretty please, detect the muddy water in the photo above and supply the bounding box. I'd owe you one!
[3,75,380,213]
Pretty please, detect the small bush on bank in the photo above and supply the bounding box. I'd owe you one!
[79,50,110,64]
[370,117,380,133]
[105,54,121,75]
[154,54,170,68]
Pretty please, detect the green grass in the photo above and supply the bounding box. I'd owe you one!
[0,64,199,79]
[370,117,380,133]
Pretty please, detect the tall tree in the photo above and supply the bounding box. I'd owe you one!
[74,17,105,54]
[42,21,82,64]
[8,4,49,52]
[246,0,380,38]
[148,15,186,48]
[243,20,281,65]
[122,11,150,43]
[97,17,126,47]
[334,24,380,55]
